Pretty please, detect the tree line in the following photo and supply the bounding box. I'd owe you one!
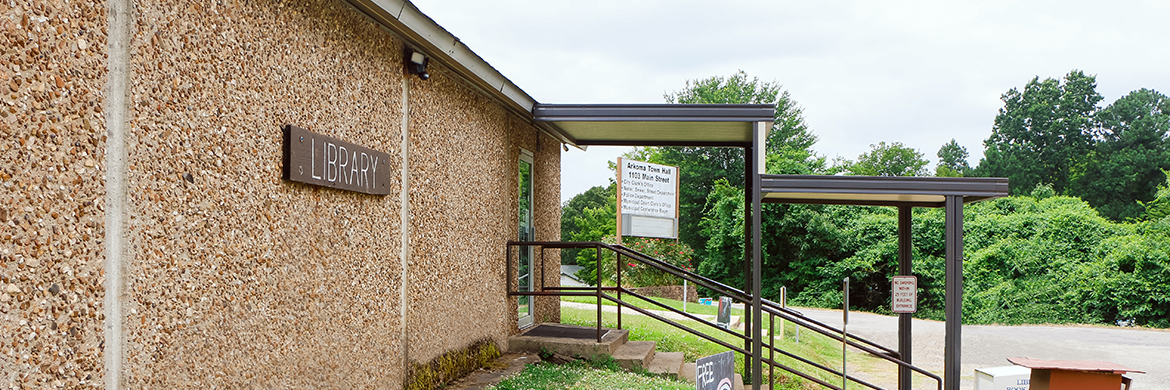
[561,70,1170,327]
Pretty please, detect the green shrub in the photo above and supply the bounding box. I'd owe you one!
[578,236,696,288]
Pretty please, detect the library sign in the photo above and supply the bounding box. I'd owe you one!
[282,125,392,195]
[616,158,679,239]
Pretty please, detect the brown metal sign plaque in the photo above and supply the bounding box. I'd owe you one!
[282,125,392,195]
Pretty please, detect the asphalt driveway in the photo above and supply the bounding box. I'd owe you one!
[790,307,1169,389]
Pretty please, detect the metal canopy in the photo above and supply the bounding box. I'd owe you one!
[761,175,1010,207]
[533,103,774,146]
[754,173,1008,390]
[534,103,773,388]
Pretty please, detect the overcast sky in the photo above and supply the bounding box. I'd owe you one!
[410,0,1170,203]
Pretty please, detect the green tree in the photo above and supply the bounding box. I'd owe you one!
[566,193,617,286]
[935,139,970,177]
[976,70,1103,195]
[845,141,929,177]
[1140,171,1170,221]
[1072,89,1170,221]
[697,179,848,301]
[1095,233,1170,327]
[561,185,614,264]
[648,71,818,265]
[665,70,817,154]
[694,173,1170,327]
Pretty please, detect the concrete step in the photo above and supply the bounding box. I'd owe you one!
[680,362,695,382]
[508,324,629,360]
[612,341,655,370]
[646,351,684,376]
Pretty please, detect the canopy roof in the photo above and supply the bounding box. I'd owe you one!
[534,103,775,147]
[761,175,1010,207]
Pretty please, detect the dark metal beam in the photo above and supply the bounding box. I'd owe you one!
[759,175,1010,206]
[944,196,964,390]
[743,139,753,382]
[898,206,913,390]
[532,104,775,148]
[751,122,764,390]
[533,103,776,122]
[762,198,944,208]
[562,140,753,148]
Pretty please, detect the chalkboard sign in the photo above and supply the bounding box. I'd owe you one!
[716,297,733,329]
[695,351,734,390]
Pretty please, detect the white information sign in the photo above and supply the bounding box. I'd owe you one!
[620,159,677,218]
[617,158,679,239]
[891,276,917,313]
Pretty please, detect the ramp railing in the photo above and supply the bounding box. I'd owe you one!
[507,240,942,390]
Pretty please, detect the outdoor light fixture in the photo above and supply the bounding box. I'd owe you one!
[405,48,429,80]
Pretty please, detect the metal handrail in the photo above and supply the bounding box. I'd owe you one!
[606,241,902,358]
[506,240,942,390]
[616,287,887,390]
[596,290,848,390]
[598,242,939,389]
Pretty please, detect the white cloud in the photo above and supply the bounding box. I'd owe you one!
[411,0,1170,202]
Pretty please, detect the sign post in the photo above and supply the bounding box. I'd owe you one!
[843,277,850,390]
[891,276,917,314]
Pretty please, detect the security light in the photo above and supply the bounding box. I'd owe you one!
[405,48,429,80]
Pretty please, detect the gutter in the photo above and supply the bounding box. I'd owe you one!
[344,0,577,146]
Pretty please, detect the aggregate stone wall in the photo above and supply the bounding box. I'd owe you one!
[1,0,562,387]
[0,1,110,388]
[122,0,407,387]
[405,61,561,365]
[532,124,561,327]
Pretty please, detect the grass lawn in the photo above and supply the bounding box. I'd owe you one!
[561,294,746,318]
[560,304,869,389]
[492,300,903,390]
[485,357,693,390]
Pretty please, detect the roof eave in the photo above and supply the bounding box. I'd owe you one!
[344,0,581,144]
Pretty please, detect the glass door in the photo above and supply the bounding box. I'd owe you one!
[517,151,535,328]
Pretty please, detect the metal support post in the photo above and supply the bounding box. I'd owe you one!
[596,243,603,343]
[617,252,622,330]
[744,156,752,381]
[943,196,964,390]
[750,122,764,389]
[780,286,786,340]
[898,205,913,390]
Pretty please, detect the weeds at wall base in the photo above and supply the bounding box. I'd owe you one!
[405,339,501,390]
